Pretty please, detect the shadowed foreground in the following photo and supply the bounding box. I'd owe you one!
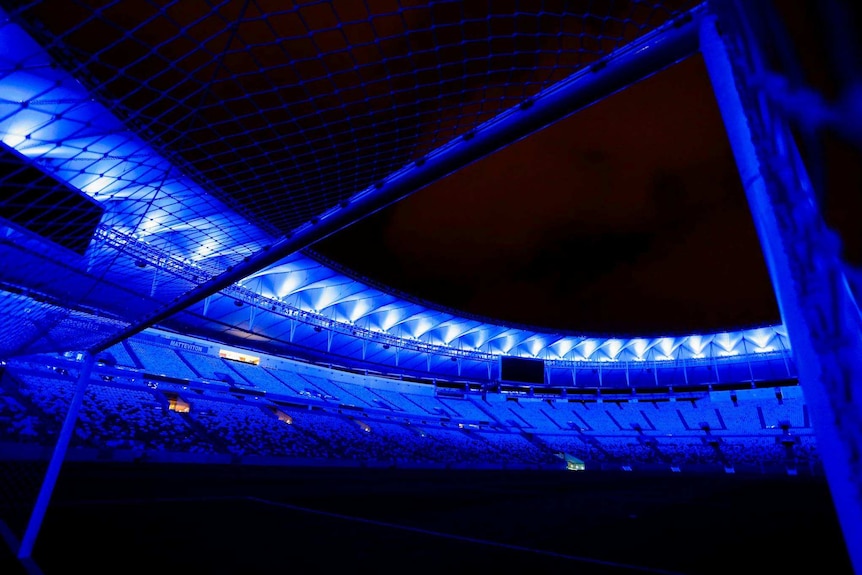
[0,463,853,575]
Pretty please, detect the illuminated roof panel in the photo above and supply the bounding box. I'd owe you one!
[160,250,791,369]
[0,2,781,373]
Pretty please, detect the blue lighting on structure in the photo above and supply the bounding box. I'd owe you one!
[3,2,857,572]
[0,3,793,376]
[0,9,272,266]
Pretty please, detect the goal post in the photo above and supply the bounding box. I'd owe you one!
[700,3,862,572]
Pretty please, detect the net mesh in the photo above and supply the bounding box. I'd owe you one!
[711,0,861,306]
[8,0,698,234]
[0,0,699,356]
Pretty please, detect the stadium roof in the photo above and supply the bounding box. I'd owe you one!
[155,249,792,377]
[0,0,789,371]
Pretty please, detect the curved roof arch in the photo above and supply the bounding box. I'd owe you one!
[0,1,788,376]
[191,249,791,368]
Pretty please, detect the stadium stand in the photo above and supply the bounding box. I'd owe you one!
[126,341,198,382]
[0,340,823,474]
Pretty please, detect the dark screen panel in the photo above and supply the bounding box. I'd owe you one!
[500,356,545,384]
[0,144,104,256]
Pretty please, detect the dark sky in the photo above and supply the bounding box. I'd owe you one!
[315,53,781,336]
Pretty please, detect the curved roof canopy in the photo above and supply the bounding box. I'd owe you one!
[161,250,791,367]
[0,1,787,375]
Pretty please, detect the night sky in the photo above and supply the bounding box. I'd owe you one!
[9,1,779,338]
[315,53,782,336]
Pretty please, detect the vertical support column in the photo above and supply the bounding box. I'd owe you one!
[149,266,159,297]
[781,346,793,378]
[19,353,95,559]
[701,11,862,574]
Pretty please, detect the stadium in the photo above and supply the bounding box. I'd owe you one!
[0,1,859,574]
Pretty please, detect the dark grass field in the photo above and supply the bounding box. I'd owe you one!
[0,463,854,575]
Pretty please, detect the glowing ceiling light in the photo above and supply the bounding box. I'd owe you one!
[529,338,543,357]
[278,272,304,299]
[605,339,623,360]
[191,241,215,262]
[687,335,706,355]
[10,142,61,157]
[411,318,433,339]
[501,335,516,354]
[716,333,737,352]
[749,329,773,349]
[81,175,115,196]
[579,339,597,360]
[554,338,576,358]
[137,217,162,237]
[0,110,51,151]
[381,310,401,332]
[631,338,648,360]
[314,286,340,312]
[348,300,370,323]
[1,132,27,149]
[443,325,462,345]
[658,337,674,356]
